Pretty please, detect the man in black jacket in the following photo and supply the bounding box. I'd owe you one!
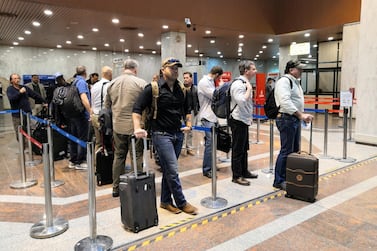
[7,73,47,141]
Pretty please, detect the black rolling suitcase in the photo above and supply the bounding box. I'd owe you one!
[119,137,158,233]
[95,135,113,186]
[285,123,318,203]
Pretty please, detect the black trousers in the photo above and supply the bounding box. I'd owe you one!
[229,118,249,179]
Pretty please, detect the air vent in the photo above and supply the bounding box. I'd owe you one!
[77,44,90,47]
[120,26,138,31]
[202,36,217,39]
[0,12,18,18]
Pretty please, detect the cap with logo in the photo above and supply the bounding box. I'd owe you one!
[54,72,63,79]
[285,60,305,71]
[162,57,183,68]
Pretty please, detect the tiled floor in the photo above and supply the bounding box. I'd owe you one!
[0,107,376,251]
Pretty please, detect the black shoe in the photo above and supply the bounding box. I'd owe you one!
[232,177,250,186]
[243,172,258,179]
[203,172,212,178]
[273,182,286,191]
[112,188,119,197]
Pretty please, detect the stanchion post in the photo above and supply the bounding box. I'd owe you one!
[348,106,353,141]
[25,112,41,166]
[219,124,231,163]
[337,107,356,163]
[30,143,69,238]
[252,106,264,144]
[74,142,113,251]
[10,126,37,189]
[262,119,274,174]
[200,126,227,209]
[319,109,333,159]
[46,120,64,187]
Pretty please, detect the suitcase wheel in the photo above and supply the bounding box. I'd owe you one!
[97,176,102,186]
[134,226,140,233]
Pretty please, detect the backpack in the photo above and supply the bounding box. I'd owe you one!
[263,76,293,119]
[52,79,85,117]
[211,78,246,119]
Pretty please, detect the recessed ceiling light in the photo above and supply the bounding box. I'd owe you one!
[124,49,129,52]
[256,55,260,57]
[92,47,97,50]
[239,43,244,47]
[268,38,273,43]
[187,44,192,48]
[32,21,40,27]
[220,55,223,58]
[66,40,71,44]
[162,25,169,29]
[44,9,53,16]
[24,30,31,35]
[56,44,62,48]
[272,56,276,59]
[238,48,242,52]
[138,33,144,37]
[139,45,144,49]
[18,37,24,41]
[304,33,310,37]
[205,30,211,34]
[152,51,156,54]
[210,40,215,44]
[291,42,296,45]
[238,34,244,39]
[199,53,204,57]
[104,43,110,47]
[77,35,84,39]
[328,36,334,41]
[194,49,199,53]
[254,57,258,60]
[217,51,221,55]
[313,44,318,48]
[92,28,99,32]
[13,42,19,45]
[112,18,119,24]
[259,50,263,53]
[119,38,125,42]
[308,54,312,58]
[262,45,267,49]
[156,41,161,46]
[238,53,242,56]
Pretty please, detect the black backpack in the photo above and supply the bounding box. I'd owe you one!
[211,78,246,119]
[264,76,293,119]
[52,79,85,117]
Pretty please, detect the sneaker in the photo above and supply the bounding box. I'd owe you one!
[75,162,88,170]
[179,202,198,215]
[68,161,76,169]
[160,203,182,214]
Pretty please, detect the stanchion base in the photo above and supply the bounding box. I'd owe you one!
[218,157,231,163]
[201,196,227,209]
[30,217,69,239]
[25,159,42,167]
[251,140,264,145]
[336,157,357,163]
[319,154,334,159]
[74,235,113,251]
[10,179,38,189]
[40,179,65,188]
[262,168,274,174]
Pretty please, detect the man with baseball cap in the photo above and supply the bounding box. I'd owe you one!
[273,60,313,190]
[132,57,198,215]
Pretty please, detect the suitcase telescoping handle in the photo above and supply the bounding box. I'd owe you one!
[301,121,313,155]
[131,136,149,178]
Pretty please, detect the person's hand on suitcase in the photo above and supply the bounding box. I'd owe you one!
[134,128,148,138]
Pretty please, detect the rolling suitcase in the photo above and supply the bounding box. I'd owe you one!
[285,122,318,203]
[96,132,113,186]
[119,137,158,233]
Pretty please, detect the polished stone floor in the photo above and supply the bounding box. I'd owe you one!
[0,106,376,251]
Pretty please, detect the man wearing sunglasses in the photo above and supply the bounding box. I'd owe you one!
[132,57,198,215]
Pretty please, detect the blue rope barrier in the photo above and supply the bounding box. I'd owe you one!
[0,109,19,114]
[192,125,211,132]
[50,123,87,148]
[29,114,47,125]
[304,108,326,113]
[253,114,268,119]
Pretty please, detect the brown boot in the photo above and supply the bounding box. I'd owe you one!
[179,202,198,215]
[160,203,182,214]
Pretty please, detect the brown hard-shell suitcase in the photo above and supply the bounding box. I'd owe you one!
[119,137,158,233]
[285,123,318,203]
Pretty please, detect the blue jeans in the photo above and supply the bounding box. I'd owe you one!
[273,114,300,186]
[152,131,186,207]
[69,116,89,164]
[201,119,215,174]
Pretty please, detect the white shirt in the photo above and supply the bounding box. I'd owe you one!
[274,74,304,115]
[230,76,253,125]
[197,75,217,123]
[91,77,111,114]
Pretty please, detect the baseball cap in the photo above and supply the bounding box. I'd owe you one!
[54,72,63,78]
[162,57,183,68]
[285,60,305,71]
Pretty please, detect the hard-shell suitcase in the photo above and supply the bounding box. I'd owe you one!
[285,123,318,203]
[119,137,158,233]
[32,124,68,160]
[96,148,113,186]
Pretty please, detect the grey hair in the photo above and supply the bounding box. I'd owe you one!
[239,60,255,75]
[76,65,87,75]
[124,59,139,70]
